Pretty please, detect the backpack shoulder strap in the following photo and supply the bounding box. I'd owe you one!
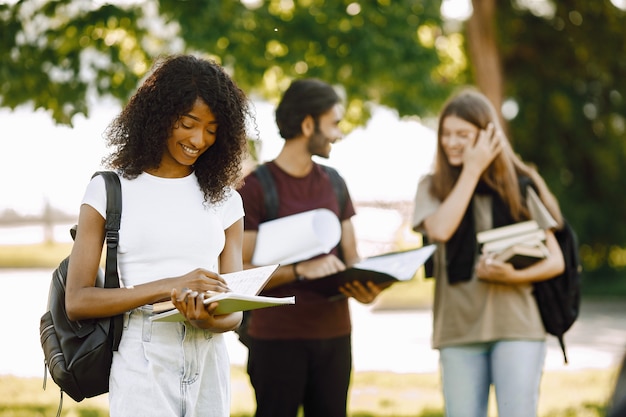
[92,171,122,288]
[255,163,347,221]
[518,174,539,198]
[520,173,582,364]
[320,165,348,218]
[253,163,279,221]
[91,170,123,351]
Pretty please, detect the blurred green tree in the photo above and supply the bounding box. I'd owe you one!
[0,0,459,129]
[451,0,626,282]
[0,1,153,124]
[1,0,625,281]
[492,0,626,280]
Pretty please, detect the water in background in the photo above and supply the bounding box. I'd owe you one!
[2,268,438,378]
[2,268,624,378]
[0,224,75,245]
[2,269,53,377]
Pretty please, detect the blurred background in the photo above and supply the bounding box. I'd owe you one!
[2,0,626,283]
[1,1,626,416]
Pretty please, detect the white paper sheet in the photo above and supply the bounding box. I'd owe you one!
[251,208,341,265]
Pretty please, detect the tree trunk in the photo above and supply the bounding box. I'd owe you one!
[466,0,507,134]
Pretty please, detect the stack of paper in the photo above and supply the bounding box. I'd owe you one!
[252,208,341,265]
[477,220,549,269]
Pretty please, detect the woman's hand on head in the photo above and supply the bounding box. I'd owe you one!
[463,123,503,176]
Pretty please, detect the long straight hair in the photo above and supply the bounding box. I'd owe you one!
[431,88,560,223]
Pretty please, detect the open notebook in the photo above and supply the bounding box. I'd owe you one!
[149,264,295,322]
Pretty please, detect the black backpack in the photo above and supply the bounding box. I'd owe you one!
[254,162,348,222]
[39,171,124,410]
[532,218,582,364]
[236,163,347,346]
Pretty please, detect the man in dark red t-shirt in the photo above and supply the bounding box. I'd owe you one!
[238,79,382,417]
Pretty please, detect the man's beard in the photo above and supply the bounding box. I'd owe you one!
[307,128,331,158]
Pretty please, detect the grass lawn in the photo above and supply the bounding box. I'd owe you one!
[0,366,618,417]
[0,242,623,416]
[0,242,72,269]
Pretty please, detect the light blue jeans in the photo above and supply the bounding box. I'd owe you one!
[109,308,230,417]
[439,340,546,417]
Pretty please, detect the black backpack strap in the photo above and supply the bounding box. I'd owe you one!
[254,163,280,221]
[518,174,539,199]
[320,165,348,260]
[255,163,347,221]
[93,171,122,288]
[520,173,581,364]
[92,171,123,351]
[558,335,568,364]
[320,165,348,218]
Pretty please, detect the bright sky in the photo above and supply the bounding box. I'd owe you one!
[0,103,115,215]
[2,0,468,217]
[0,101,436,217]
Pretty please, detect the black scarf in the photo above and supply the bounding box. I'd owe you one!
[445,181,516,284]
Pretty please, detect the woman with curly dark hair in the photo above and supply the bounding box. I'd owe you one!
[65,55,253,416]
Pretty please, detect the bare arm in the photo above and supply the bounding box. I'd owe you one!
[65,204,234,330]
[423,125,502,242]
[338,219,360,267]
[337,219,383,304]
[65,204,199,321]
[219,218,244,274]
[423,167,481,242]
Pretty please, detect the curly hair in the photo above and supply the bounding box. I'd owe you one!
[103,55,252,204]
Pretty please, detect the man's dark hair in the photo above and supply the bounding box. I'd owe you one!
[275,79,340,140]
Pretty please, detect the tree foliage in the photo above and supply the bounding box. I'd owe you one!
[0,0,158,124]
[157,0,459,127]
[492,0,626,277]
[0,0,460,128]
[2,0,625,278]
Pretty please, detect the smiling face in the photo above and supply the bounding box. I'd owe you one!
[440,115,479,167]
[307,104,343,159]
[159,98,218,177]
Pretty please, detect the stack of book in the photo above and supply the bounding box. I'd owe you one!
[476,220,549,269]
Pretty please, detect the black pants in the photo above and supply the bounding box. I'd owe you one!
[247,335,352,417]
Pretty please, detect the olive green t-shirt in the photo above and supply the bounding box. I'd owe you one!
[412,175,557,349]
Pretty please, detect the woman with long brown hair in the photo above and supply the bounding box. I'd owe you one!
[412,88,565,417]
